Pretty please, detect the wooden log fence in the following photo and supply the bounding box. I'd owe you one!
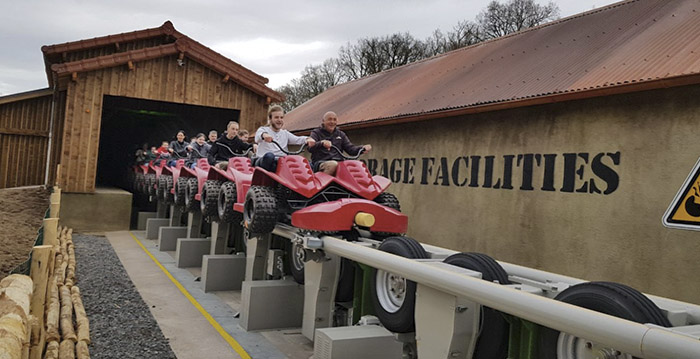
[1,187,91,359]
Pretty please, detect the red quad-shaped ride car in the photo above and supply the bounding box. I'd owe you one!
[185,146,255,221]
[242,142,407,237]
[142,159,168,197]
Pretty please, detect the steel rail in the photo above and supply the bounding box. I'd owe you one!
[320,235,700,359]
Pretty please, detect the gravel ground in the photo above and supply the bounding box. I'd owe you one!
[74,234,177,359]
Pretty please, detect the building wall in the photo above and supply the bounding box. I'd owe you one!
[0,91,65,188]
[59,55,268,192]
[346,84,700,304]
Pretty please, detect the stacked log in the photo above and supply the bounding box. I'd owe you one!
[25,225,90,359]
[0,274,34,359]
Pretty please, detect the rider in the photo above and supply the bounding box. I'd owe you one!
[208,121,255,170]
[168,130,189,166]
[207,130,218,145]
[255,105,316,173]
[309,111,371,175]
[186,133,211,168]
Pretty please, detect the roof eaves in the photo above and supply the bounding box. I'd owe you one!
[291,72,700,133]
[50,43,179,75]
[0,88,53,105]
[41,21,178,56]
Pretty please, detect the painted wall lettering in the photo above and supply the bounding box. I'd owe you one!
[362,151,621,194]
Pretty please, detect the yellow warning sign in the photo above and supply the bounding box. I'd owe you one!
[663,158,700,230]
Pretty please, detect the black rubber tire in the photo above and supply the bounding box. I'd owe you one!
[217,182,240,224]
[370,236,428,333]
[443,253,510,359]
[287,240,305,284]
[375,192,401,211]
[156,175,165,200]
[184,177,199,212]
[200,180,221,219]
[539,281,671,359]
[335,258,355,303]
[174,177,188,206]
[243,185,278,234]
[163,175,174,203]
[145,174,156,196]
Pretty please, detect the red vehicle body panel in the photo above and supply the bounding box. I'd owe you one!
[291,199,407,233]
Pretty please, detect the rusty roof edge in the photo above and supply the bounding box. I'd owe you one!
[41,20,177,55]
[332,0,638,88]
[50,43,179,75]
[290,72,700,134]
[174,37,271,87]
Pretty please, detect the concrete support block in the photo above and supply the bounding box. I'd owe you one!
[201,254,246,292]
[145,218,170,239]
[187,211,204,238]
[176,238,211,268]
[240,278,304,331]
[209,222,231,255]
[158,226,188,251]
[137,212,157,230]
[313,326,403,359]
[245,234,271,281]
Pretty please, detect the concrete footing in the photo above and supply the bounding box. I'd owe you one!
[240,278,304,331]
[137,212,157,230]
[201,254,246,292]
[146,218,170,239]
[176,238,211,268]
[158,226,188,251]
[313,326,403,359]
[60,187,132,232]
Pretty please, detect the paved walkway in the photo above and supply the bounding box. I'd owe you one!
[106,230,291,359]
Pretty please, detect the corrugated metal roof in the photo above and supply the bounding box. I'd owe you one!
[285,0,700,132]
[41,21,282,101]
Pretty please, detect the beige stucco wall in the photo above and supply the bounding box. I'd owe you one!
[344,84,700,304]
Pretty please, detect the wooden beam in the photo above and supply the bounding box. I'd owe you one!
[115,42,120,51]
[71,72,77,82]
[178,52,185,61]
[0,128,50,137]
[222,74,230,83]
[127,61,134,70]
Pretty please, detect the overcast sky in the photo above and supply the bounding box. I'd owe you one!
[0,0,617,96]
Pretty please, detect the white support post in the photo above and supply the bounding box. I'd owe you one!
[302,252,341,341]
[245,233,271,281]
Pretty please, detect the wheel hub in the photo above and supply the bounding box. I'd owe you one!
[557,333,631,359]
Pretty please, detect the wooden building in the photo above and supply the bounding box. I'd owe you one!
[285,1,700,304]
[0,21,282,192]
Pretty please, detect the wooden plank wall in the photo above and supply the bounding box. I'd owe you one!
[59,55,268,192]
[0,94,56,188]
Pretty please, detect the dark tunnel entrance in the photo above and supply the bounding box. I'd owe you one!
[97,95,240,189]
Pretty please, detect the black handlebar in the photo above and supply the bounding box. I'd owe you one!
[269,140,308,155]
[215,142,253,157]
[328,144,366,160]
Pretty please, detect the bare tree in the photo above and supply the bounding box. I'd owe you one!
[278,0,559,111]
[478,0,559,39]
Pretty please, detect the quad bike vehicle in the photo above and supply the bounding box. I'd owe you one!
[157,158,186,203]
[193,144,255,221]
[243,142,407,285]
[132,163,150,193]
[243,141,407,236]
[142,158,169,197]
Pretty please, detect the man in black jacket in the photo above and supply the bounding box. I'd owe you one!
[309,111,371,175]
[208,121,255,170]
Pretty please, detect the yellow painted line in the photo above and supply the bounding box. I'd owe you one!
[128,231,251,359]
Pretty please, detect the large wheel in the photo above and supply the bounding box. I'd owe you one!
[217,182,240,224]
[539,281,671,359]
[163,175,174,203]
[370,236,428,333]
[200,180,221,219]
[287,240,305,284]
[335,258,356,303]
[156,175,165,200]
[243,185,278,234]
[145,174,156,196]
[134,173,144,193]
[375,192,400,211]
[174,177,188,206]
[184,177,199,212]
[443,253,510,359]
